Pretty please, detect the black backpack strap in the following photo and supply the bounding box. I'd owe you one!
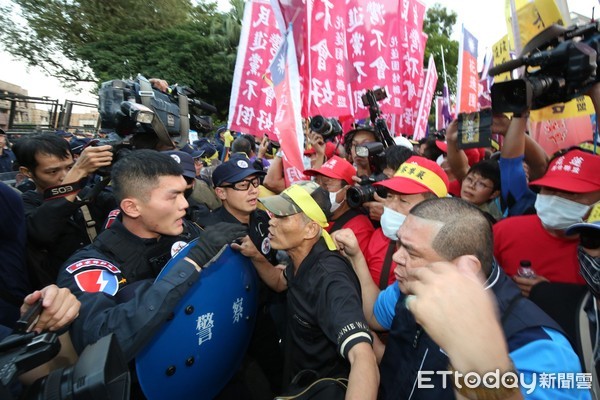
[329,209,361,233]
[379,240,396,290]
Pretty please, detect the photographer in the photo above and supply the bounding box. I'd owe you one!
[12,134,116,288]
[343,127,378,178]
[1,284,80,397]
[304,155,375,257]
[335,156,449,289]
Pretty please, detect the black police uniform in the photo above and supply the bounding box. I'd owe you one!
[56,216,201,360]
[283,240,373,386]
[201,205,284,398]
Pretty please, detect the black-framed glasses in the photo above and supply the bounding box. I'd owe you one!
[221,177,260,191]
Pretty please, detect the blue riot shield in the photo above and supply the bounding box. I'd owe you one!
[135,241,258,399]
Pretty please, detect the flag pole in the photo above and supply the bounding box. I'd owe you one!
[441,45,448,89]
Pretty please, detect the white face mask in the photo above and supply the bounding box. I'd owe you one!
[381,206,407,240]
[329,189,344,213]
[534,194,591,230]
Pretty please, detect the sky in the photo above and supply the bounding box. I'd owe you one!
[0,0,596,106]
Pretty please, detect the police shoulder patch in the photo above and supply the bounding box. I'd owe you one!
[74,269,120,295]
[66,258,121,274]
[66,258,121,295]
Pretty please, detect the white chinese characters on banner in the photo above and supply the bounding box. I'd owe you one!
[228,0,283,135]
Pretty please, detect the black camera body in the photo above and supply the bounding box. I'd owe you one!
[346,173,388,209]
[309,116,343,139]
[490,22,600,113]
[0,331,130,400]
[355,142,387,173]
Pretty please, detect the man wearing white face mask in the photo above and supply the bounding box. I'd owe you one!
[304,155,375,257]
[494,148,600,298]
[334,156,449,289]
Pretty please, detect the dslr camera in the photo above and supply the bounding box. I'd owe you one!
[346,142,388,208]
[490,22,600,113]
[309,116,343,140]
[0,302,129,400]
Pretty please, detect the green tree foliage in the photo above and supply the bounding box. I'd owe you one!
[423,3,459,96]
[0,0,243,120]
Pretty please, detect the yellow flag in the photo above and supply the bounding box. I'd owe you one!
[491,35,513,83]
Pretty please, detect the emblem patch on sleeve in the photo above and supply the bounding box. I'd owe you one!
[74,269,119,295]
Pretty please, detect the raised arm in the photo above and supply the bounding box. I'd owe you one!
[332,229,386,331]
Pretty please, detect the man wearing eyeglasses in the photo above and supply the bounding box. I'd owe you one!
[206,154,285,398]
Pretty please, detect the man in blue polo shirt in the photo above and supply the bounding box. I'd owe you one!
[335,197,588,399]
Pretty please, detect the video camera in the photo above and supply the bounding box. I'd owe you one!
[0,301,129,400]
[98,74,217,148]
[309,116,343,140]
[490,22,600,113]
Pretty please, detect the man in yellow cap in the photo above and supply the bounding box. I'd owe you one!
[251,181,378,399]
[339,156,449,289]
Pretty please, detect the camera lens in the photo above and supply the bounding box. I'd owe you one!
[346,185,376,208]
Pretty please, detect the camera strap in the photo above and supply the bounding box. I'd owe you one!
[379,240,396,290]
[43,178,87,201]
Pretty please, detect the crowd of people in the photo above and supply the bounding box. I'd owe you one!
[0,81,599,400]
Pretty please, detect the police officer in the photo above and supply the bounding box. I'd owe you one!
[56,150,246,364]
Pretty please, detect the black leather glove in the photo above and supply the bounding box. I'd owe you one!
[187,222,248,269]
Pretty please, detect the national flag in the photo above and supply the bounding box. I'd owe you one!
[457,25,479,114]
[269,25,306,186]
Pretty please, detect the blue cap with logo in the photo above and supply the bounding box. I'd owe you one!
[162,150,196,179]
[212,155,265,187]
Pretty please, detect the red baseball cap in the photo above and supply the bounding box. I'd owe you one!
[375,156,449,198]
[304,142,339,159]
[529,149,600,193]
[304,155,356,185]
[435,141,483,166]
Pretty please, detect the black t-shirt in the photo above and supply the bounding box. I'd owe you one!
[283,241,372,384]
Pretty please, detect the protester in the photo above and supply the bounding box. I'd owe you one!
[496,113,548,216]
[245,181,379,399]
[335,197,586,399]
[365,156,448,287]
[494,148,599,292]
[460,159,503,222]
[565,203,600,394]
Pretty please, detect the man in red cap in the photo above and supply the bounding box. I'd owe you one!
[494,148,600,297]
[304,155,375,256]
[334,156,449,289]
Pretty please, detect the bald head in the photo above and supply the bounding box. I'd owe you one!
[409,197,494,276]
